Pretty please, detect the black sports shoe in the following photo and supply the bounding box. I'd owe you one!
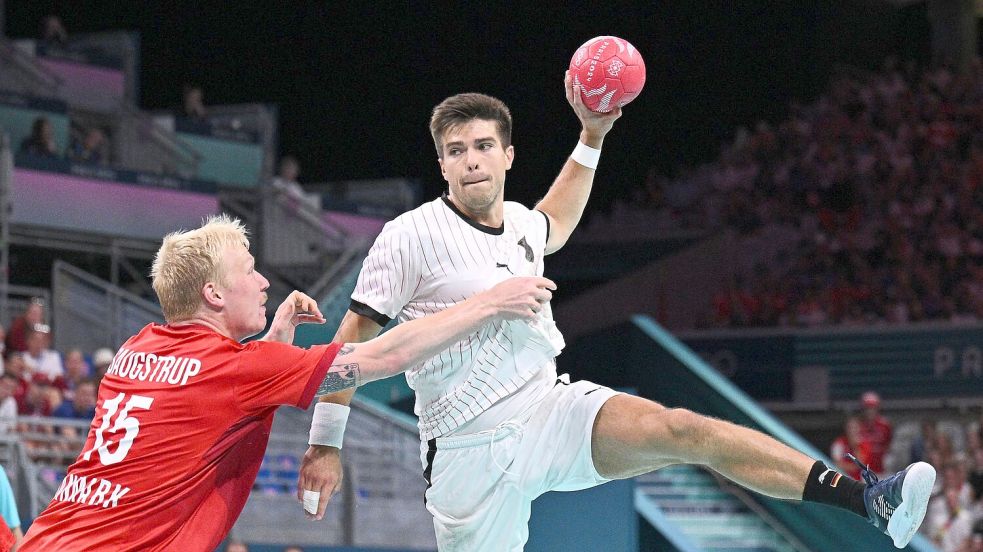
[849,453,936,548]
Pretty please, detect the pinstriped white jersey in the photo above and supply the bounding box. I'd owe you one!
[350,196,565,440]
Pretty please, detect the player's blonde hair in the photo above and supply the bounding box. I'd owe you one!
[429,93,512,157]
[151,214,250,322]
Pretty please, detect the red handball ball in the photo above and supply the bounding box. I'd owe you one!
[569,36,646,113]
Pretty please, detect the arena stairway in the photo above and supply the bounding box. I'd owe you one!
[636,465,800,552]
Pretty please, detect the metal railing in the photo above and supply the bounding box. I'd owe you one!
[220,183,372,303]
[711,471,813,552]
[0,39,63,97]
[113,104,202,177]
[2,404,430,548]
[0,284,51,330]
[0,132,47,328]
[0,421,79,519]
[6,402,432,548]
[232,399,432,548]
[197,103,279,181]
[51,260,163,352]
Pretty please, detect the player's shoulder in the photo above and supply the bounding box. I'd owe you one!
[504,200,533,216]
[385,198,442,230]
[505,201,547,227]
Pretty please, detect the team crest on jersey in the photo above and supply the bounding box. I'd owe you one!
[517,236,533,262]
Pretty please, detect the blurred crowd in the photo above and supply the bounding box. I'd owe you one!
[19,116,109,166]
[831,391,983,551]
[0,297,304,497]
[619,58,983,328]
[0,300,113,462]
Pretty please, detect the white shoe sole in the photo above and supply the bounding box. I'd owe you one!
[886,462,936,548]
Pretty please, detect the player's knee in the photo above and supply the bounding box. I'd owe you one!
[660,408,714,462]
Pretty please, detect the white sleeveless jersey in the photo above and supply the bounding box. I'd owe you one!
[350,196,565,440]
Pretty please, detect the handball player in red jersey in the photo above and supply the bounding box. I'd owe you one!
[20,215,555,552]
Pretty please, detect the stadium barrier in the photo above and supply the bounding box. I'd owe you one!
[678,322,983,404]
[51,260,163,354]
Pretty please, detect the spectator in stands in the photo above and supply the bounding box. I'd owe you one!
[21,326,63,381]
[928,486,975,551]
[964,520,983,552]
[224,540,248,552]
[51,378,96,445]
[0,466,22,551]
[858,391,893,475]
[284,547,303,552]
[271,155,320,211]
[3,354,30,412]
[930,433,960,474]
[18,374,60,417]
[912,419,941,465]
[60,349,89,398]
[182,84,207,120]
[947,461,975,509]
[39,15,68,48]
[90,347,115,381]
[67,127,107,165]
[969,447,983,502]
[0,374,17,433]
[5,299,44,354]
[19,118,58,158]
[658,62,983,328]
[51,379,96,421]
[831,416,872,479]
[17,375,63,462]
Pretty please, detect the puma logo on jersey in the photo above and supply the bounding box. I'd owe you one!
[495,262,514,274]
[517,236,533,262]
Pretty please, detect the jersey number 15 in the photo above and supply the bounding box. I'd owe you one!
[83,392,155,466]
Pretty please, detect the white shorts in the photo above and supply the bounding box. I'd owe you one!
[420,376,620,552]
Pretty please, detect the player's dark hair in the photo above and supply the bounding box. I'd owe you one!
[430,93,512,157]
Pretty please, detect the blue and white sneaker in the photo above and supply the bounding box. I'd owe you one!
[849,454,936,549]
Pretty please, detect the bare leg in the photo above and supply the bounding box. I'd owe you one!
[591,394,814,500]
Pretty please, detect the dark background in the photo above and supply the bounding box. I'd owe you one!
[4,1,930,215]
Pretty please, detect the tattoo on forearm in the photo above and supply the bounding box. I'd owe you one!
[316,362,360,395]
[338,344,355,356]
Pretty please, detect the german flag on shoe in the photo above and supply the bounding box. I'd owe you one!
[849,453,936,549]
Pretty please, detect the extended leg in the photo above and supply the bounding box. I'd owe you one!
[590,393,935,548]
[590,394,813,499]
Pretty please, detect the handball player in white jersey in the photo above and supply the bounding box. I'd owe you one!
[299,74,936,551]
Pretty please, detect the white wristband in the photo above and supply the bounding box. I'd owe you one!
[308,403,351,448]
[570,141,601,169]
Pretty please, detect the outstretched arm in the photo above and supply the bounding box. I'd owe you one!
[535,71,622,254]
[319,275,555,392]
[298,275,556,519]
[297,311,382,520]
